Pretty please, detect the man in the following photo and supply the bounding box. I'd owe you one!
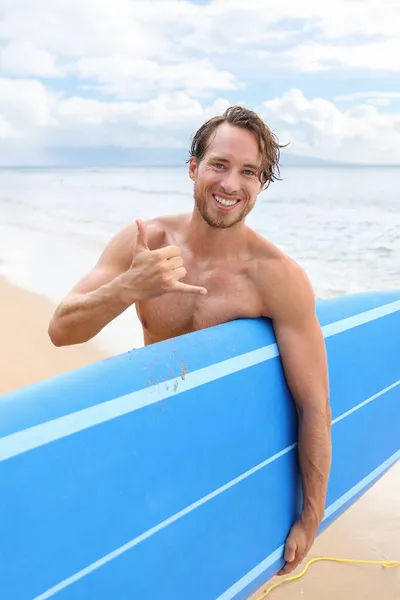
[48,106,332,576]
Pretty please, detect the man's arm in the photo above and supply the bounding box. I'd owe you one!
[48,219,207,347]
[48,222,138,346]
[257,258,332,575]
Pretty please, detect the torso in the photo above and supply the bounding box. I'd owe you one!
[133,214,285,345]
[136,257,263,344]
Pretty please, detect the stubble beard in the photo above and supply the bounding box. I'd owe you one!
[193,182,253,229]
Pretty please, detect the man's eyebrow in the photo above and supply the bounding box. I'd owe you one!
[243,163,260,170]
[208,156,229,163]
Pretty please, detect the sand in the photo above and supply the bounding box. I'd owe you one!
[0,277,398,598]
[0,277,107,394]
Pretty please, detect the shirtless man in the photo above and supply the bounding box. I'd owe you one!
[48,106,332,577]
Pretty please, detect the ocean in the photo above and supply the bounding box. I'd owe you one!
[1,165,399,354]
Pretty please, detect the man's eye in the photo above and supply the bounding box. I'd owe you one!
[214,163,225,169]
[243,169,255,176]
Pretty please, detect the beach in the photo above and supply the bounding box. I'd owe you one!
[0,165,399,598]
[0,277,107,395]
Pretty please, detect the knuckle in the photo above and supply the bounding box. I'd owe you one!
[157,260,167,271]
[160,270,171,284]
[160,278,172,292]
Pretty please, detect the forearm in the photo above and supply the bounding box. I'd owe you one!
[297,405,332,525]
[48,274,136,346]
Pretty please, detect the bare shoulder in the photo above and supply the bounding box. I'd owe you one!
[95,221,140,271]
[96,214,183,268]
[65,215,183,297]
[248,233,316,322]
[146,213,191,249]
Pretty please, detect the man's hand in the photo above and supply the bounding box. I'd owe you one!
[124,219,208,300]
[278,517,319,576]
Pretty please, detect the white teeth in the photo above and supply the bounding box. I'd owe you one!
[214,195,237,207]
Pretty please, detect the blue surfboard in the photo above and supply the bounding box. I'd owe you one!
[0,291,399,600]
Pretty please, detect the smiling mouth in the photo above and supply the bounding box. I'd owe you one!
[212,194,240,210]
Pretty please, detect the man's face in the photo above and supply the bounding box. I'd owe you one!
[189,122,263,229]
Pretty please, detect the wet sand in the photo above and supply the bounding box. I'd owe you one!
[0,277,398,598]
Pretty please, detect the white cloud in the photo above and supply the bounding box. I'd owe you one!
[1,77,399,164]
[75,57,239,100]
[178,0,400,71]
[0,0,238,98]
[1,0,399,93]
[335,92,400,102]
[0,78,57,139]
[286,37,400,72]
[0,0,400,164]
[0,114,14,139]
[259,88,400,163]
[0,41,63,77]
[0,78,230,150]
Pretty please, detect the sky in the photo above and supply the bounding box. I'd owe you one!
[0,0,399,165]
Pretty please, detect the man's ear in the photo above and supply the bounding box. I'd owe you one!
[188,156,198,181]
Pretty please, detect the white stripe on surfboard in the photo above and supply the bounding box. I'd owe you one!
[32,381,400,600]
[215,449,400,600]
[331,379,400,425]
[33,445,297,600]
[1,299,400,463]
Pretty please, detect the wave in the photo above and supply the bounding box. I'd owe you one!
[373,246,394,255]
[60,181,189,197]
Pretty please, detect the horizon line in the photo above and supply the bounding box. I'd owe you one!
[1,163,400,169]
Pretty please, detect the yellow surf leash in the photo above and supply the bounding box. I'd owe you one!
[255,556,400,599]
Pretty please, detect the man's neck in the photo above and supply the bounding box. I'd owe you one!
[185,209,248,260]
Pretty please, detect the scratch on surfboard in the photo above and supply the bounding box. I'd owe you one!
[146,361,188,392]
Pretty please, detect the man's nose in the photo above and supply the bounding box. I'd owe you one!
[221,169,240,195]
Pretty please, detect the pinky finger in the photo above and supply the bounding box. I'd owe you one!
[173,281,208,295]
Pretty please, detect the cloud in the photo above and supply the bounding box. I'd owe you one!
[1,76,399,164]
[286,37,400,72]
[76,57,239,100]
[0,41,63,77]
[1,0,398,92]
[0,0,238,98]
[0,78,57,139]
[0,0,399,164]
[259,88,400,163]
[335,92,400,102]
[178,0,400,72]
[0,77,231,150]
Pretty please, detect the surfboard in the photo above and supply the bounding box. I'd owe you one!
[0,291,399,600]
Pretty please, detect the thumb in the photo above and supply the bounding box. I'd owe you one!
[284,535,297,564]
[135,219,149,250]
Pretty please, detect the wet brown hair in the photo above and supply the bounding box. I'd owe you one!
[188,105,284,189]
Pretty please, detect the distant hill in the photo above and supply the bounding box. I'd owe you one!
[0,146,350,168]
[280,153,348,167]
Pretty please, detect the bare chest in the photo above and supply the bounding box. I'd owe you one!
[136,267,262,344]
